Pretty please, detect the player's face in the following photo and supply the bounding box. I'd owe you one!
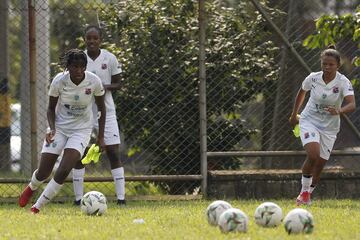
[85,30,101,52]
[321,56,339,75]
[68,61,86,82]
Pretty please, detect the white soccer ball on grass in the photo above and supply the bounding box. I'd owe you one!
[254,202,283,227]
[80,191,107,216]
[218,208,249,233]
[284,208,314,234]
[206,200,232,226]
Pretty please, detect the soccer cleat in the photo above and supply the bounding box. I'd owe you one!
[30,206,40,214]
[296,191,311,206]
[81,144,101,165]
[73,200,81,206]
[19,185,34,207]
[117,199,126,206]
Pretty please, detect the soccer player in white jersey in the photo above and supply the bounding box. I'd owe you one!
[289,45,355,206]
[18,49,106,213]
[72,25,126,206]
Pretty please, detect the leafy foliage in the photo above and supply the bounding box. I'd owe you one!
[97,0,279,193]
[303,7,360,88]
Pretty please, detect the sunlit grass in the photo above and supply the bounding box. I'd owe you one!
[2,199,360,239]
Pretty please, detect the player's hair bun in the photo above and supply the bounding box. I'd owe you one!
[327,45,336,50]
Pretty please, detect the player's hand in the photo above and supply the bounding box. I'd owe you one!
[289,113,300,128]
[45,129,56,144]
[324,107,341,115]
[97,137,106,152]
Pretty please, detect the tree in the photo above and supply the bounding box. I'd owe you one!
[303,6,360,80]
[97,0,280,193]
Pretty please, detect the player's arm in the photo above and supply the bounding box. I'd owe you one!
[95,94,106,150]
[46,96,58,144]
[326,95,356,115]
[289,88,307,127]
[103,73,121,91]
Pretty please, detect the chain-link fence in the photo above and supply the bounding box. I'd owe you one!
[0,0,359,201]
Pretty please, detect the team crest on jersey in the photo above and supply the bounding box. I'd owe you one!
[304,132,309,139]
[85,88,92,95]
[333,86,339,93]
[101,63,107,69]
[74,95,79,100]
[322,94,327,99]
[311,132,315,137]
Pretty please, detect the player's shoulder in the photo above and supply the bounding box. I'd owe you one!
[308,71,322,79]
[101,49,118,61]
[85,71,102,85]
[304,71,322,83]
[336,71,350,82]
[52,71,69,84]
[85,71,101,80]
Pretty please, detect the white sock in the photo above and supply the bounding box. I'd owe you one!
[72,168,85,201]
[29,169,44,191]
[33,178,63,209]
[301,175,312,193]
[309,185,316,193]
[111,167,125,200]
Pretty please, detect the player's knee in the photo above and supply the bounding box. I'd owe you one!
[36,171,51,181]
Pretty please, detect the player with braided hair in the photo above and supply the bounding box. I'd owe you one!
[18,49,106,214]
[72,25,126,206]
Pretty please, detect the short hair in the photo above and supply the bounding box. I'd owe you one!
[84,25,103,38]
[60,49,87,69]
[321,45,341,65]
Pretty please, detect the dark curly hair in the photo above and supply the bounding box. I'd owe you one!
[60,49,87,70]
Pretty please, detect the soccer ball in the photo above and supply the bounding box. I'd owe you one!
[254,202,283,227]
[206,200,232,226]
[284,208,314,234]
[80,191,107,216]
[218,208,249,233]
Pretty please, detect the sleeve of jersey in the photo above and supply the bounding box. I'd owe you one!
[94,77,105,96]
[110,54,122,76]
[301,74,312,91]
[48,77,60,97]
[343,78,354,97]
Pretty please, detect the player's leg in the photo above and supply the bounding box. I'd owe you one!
[104,116,126,205]
[32,148,81,213]
[19,133,67,208]
[310,133,336,193]
[32,130,91,213]
[72,129,96,205]
[106,144,126,205]
[297,122,320,205]
[72,150,88,205]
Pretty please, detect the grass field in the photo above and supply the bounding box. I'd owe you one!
[2,199,360,239]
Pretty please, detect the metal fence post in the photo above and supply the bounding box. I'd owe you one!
[199,0,207,197]
[28,0,37,173]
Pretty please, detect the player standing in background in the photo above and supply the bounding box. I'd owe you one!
[18,49,106,213]
[72,25,126,206]
[289,45,355,206]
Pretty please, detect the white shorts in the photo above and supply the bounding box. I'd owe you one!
[41,128,92,158]
[94,114,121,145]
[299,120,337,160]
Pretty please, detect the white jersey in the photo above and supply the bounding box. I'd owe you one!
[48,71,105,135]
[300,71,354,134]
[85,49,122,117]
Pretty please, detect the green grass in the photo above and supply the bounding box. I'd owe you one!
[2,199,360,239]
